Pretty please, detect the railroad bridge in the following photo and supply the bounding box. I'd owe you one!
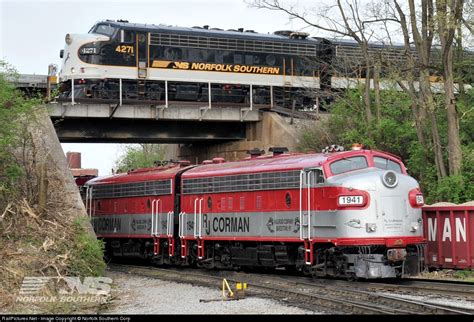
[13,74,303,161]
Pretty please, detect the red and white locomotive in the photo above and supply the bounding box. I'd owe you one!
[85,147,425,279]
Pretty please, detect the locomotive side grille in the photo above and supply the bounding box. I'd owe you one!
[91,179,172,199]
[182,170,300,194]
[150,33,318,57]
[333,43,430,67]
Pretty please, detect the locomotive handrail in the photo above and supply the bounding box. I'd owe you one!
[151,199,156,236]
[151,199,161,236]
[193,198,199,238]
[156,199,161,236]
[178,212,184,238]
[199,198,204,238]
[167,211,174,237]
[299,170,304,240]
[307,171,312,241]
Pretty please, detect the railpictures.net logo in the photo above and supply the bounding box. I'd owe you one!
[15,277,113,304]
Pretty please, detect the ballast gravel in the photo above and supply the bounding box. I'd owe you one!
[377,292,474,310]
[105,271,317,314]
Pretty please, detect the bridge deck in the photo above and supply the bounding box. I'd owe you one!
[49,101,262,122]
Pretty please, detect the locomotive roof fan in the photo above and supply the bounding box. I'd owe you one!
[269,147,289,156]
[247,148,265,158]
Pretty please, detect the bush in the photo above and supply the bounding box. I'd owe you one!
[68,217,106,277]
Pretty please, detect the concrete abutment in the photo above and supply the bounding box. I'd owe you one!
[172,112,301,163]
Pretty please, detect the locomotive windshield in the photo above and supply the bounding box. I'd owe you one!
[374,156,402,173]
[330,156,368,175]
[91,23,116,36]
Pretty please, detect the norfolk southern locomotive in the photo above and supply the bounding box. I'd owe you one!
[85,147,426,279]
[58,20,333,108]
[58,20,474,107]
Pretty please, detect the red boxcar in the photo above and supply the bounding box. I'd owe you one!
[423,204,474,269]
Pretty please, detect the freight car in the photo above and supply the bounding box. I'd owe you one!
[85,147,425,279]
[423,203,474,269]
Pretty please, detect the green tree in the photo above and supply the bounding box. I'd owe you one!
[114,144,166,173]
[297,86,474,204]
[0,61,41,202]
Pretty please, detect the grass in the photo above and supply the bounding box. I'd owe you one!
[67,217,106,277]
[453,269,474,282]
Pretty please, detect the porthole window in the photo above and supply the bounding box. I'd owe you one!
[266,54,276,65]
[207,196,212,210]
[285,192,291,208]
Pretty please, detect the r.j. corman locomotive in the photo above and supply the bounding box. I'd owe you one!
[85,146,426,279]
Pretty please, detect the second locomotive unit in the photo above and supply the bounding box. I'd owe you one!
[85,147,425,279]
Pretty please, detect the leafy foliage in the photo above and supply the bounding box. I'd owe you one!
[114,144,165,173]
[0,61,41,201]
[297,86,474,204]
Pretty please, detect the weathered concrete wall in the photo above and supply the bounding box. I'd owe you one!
[175,112,301,162]
[31,106,95,235]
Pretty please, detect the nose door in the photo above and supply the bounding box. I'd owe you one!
[137,32,148,78]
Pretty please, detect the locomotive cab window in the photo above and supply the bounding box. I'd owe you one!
[374,156,402,173]
[120,30,134,43]
[330,156,368,175]
[306,168,325,185]
[93,24,117,37]
[315,168,325,183]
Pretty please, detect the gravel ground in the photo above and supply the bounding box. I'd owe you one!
[105,271,318,314]
[377,292,474,310]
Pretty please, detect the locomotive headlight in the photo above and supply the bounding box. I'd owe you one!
[65,33,72,45]
[382,170,398,188]
[70,67,75,74]
[410,223,419,232]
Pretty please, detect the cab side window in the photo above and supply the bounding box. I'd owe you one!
[121,30,134,43]
[315,168,325,184]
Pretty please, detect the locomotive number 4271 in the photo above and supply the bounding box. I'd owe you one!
[338,196,364,206]
[115,45,134,54]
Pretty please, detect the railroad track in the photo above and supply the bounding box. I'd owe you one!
[107,263,474,315]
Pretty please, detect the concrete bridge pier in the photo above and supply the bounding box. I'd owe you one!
[174,112,300,163]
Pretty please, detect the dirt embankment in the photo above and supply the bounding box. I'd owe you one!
[0,106,104,314]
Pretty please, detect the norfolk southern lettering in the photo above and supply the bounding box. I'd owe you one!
[151,60,281,75]
[205,216,250,234]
